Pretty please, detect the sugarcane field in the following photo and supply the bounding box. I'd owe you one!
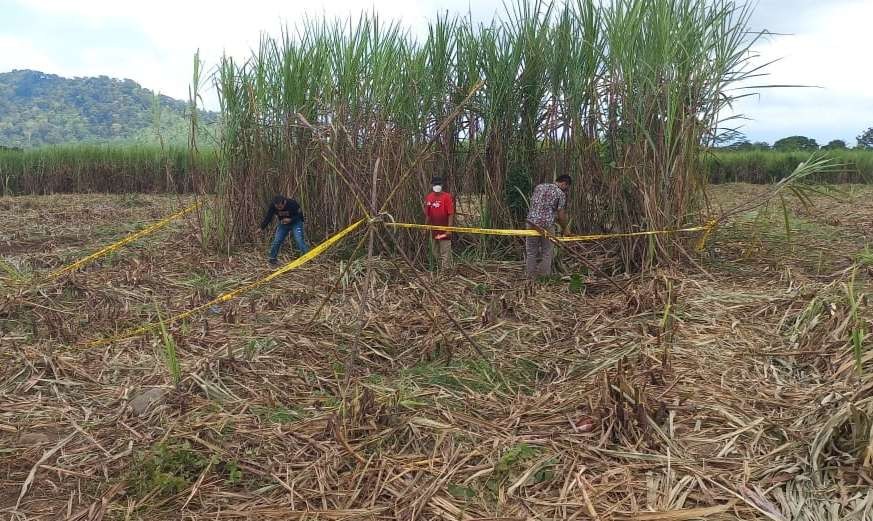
[2,0,873,520]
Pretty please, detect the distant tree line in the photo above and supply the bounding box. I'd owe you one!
[720,127,873,152]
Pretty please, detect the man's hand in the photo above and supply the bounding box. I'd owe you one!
[281,218,292,225]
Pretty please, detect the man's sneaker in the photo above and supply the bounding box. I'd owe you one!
[268,258,279,267]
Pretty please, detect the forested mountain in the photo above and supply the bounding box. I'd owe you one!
[0,70,213,147]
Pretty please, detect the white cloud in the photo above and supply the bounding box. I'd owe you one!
[10,0,440,106]
[725,0,873,143]
[5,0,872,142]
[0,35,62,75]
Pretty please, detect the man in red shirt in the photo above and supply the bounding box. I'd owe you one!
[423,176,455,269]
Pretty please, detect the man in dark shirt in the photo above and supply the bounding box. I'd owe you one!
[259,194,309,266]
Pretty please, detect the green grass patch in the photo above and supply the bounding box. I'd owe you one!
[128,441,251,499]
[855,246,873,267]
[180,270,235,299]
[0,257,33,283]
[243,337,277,360]
[252,405,306,424]
[400,356,546,395]
[128,442,209,498]
[481,443,554,497]
[447,483,478,500]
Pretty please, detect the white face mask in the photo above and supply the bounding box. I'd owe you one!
[432,185,443,193]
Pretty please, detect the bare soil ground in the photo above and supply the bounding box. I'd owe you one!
[1,185,872,521]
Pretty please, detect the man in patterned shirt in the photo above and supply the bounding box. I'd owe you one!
[525,175,571,278]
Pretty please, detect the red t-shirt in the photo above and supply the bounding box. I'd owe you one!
[424,191,454,238]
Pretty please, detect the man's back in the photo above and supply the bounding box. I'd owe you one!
[425,191,454,226]
[526,183,566,228]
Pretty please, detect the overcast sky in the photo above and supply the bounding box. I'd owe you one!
[1,0,871,145]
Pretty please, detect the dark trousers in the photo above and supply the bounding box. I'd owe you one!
[525,225,554,277]
[269,221,309,261]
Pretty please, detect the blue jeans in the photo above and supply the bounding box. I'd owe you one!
[269,221,309,261]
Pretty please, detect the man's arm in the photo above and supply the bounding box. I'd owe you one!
[289,199,302,219]
[556,188,569,233]
[447,195,455,228]
[557,209,568,233]
[259,206,274,230]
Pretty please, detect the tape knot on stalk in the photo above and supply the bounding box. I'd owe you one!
[695,218,719,252]
[367,212,395,225]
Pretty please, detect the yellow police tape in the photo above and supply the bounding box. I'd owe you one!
[44,201,201,283]
[81,215,716,348]
[385,220,717,244]
[693,220,718,252]
[83,218,365,349]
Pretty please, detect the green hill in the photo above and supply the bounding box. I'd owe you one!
[0,69,214,148]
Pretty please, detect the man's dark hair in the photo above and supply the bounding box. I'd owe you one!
[556,175,572,185]
[272,195,286,205]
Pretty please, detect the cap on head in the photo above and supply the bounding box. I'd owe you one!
[272,195,285,205]
[431,176,444,186]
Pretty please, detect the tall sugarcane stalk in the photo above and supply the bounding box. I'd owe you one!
[205,0,764,269]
